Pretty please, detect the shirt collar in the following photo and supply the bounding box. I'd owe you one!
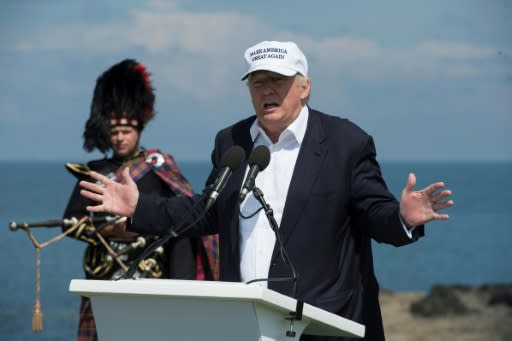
[249,106,309,145]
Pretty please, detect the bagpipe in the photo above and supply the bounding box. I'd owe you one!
[8,215,168,332]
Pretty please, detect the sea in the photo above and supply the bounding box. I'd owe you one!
[1,160,511,340]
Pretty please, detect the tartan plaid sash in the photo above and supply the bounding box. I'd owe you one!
[119,149,193,197]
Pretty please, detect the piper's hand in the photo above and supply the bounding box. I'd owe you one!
[399,173,454,227]
[80,167,139,218]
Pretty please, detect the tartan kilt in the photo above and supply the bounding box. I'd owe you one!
[77,296,97,341]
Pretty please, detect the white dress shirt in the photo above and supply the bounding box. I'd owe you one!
[239,106,309,286]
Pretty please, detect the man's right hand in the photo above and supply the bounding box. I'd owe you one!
[80,167,139,218]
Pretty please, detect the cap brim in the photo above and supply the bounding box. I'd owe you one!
[241,65,298,81]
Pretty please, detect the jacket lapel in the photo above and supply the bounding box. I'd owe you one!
[272,110,326,260]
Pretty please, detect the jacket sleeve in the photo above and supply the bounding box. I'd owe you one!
[350,135,424,246]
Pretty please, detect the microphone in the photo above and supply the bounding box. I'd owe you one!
[239,145,271,203]
[205,145,246,210]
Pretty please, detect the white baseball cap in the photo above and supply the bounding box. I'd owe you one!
[241,41,308,80]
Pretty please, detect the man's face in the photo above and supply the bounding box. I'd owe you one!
[110,126,140,158]
[248,71,310,140]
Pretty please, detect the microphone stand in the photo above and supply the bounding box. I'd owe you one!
[252,187,297,292]
[252,186,303,337]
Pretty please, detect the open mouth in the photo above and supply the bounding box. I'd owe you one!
[264,102,279,110]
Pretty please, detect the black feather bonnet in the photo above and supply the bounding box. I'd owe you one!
[83,59,155,153]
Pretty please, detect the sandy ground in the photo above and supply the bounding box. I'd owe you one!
[380,289,512,341]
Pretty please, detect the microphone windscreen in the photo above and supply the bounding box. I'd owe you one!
[249,145,271,170]
[220,145,246,170]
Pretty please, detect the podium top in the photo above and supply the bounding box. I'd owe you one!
[70,278,364,338]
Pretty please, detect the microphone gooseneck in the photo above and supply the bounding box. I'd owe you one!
[248,186,298,298]
[239,145,271,203]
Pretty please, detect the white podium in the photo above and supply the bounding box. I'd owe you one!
[69,279,364,341]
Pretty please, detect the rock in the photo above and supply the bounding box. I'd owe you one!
[410,285,471,317]
[480,284,512,307]
[381,283,512,341]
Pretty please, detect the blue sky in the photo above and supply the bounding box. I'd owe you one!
[1,0,510,162]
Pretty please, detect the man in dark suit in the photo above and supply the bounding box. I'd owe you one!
[79,40,453,340]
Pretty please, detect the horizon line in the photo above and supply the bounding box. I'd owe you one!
[1,159,511,163]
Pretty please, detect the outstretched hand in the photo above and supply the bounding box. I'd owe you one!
[399,173,454,227]
[79,167,139,217]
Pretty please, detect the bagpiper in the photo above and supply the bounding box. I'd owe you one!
[62,59,219,341]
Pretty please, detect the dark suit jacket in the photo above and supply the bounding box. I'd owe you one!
[131,108,424,341]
